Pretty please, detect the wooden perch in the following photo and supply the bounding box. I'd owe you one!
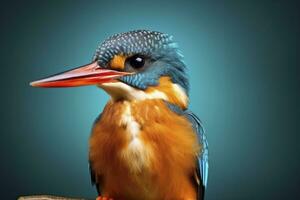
[18,195,90,200]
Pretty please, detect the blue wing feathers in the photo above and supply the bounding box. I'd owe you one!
[165,102,209,193]
[184,111,209,189]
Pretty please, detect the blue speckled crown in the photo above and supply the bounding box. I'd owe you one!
[93,30,177,65]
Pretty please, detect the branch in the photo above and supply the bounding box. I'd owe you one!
[18,195,90,200]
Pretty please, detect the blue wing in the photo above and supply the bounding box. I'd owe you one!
[184,110,209,200]
[165,102,208,199]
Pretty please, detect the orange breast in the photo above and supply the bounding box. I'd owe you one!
[89,99,200,200]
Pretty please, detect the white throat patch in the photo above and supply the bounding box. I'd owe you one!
[99,81,168,102]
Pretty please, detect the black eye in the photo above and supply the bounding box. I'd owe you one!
[128,55,145,69]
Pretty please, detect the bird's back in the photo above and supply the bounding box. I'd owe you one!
[89,99,201,200]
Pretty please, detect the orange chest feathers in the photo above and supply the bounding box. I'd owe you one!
[89,100,200,200]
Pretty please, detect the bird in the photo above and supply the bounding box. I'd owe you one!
[30,30,208,200]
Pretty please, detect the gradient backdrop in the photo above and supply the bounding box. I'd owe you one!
[1,1,299,199]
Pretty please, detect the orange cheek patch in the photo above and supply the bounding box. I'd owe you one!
[110,55,127,70]
[146,76,189,109]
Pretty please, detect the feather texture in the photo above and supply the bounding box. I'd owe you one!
[89,100,201,200]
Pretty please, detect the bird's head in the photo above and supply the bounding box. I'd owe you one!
[31,30,189,109]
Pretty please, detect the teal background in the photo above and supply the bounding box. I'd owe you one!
[1,0,299,199]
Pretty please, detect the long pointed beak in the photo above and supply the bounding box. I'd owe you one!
[30,61,130,88]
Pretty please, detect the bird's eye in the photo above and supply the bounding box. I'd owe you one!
[127,55,145,69]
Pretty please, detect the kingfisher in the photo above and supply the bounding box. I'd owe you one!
[30,30,208,200]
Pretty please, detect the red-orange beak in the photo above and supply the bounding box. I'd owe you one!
[30,61,131,88]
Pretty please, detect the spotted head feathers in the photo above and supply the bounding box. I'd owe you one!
[93,30,189,96]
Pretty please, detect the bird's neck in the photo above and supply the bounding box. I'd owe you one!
[98,99,174,131]
[99,76,189,110]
